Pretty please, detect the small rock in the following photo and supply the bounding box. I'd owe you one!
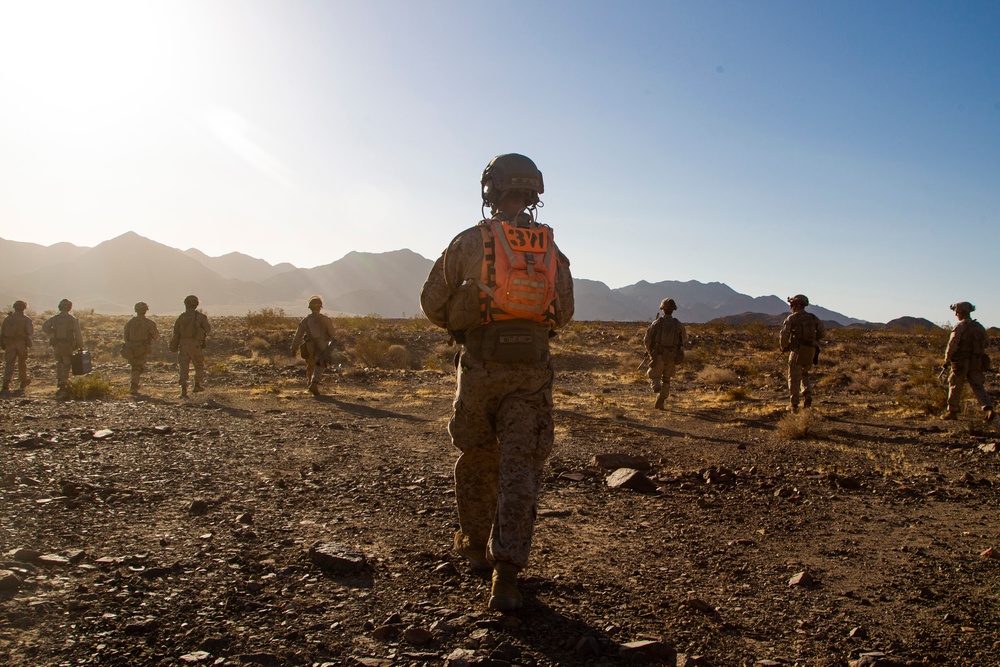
[978,442,997,454]
[189,499,209,515]
[0,570,22,592]
[38,553,71,566]
[12,548,43,563]
[371,625,398,641]
[606,468,659,494]
[849,626,868,638]
[308,541,367,574]
[153,425,173,434]
[836,476,862,489]
[592,453,652,470]
[574,636,600,655]
[981,547,997,559]
[754,661,782,667]
[434,562,458,576]
[91,429,114,440]
[851,653,886,667]
[618,640,676,661]
[490,642,521,662]
[179,651,210,663]
[788,571,816,587]
[402,625,433,645]
[236,512,254,525]
[687,598,715,614]
[444,648,476,667]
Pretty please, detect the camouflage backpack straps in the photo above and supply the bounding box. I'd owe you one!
[659,317,680,347]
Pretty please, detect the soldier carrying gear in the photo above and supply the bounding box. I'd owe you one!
[420,152,574,612]
[41,298,84,398]
[291,295,337,396]
[170,295,211,397]
[779,293,825,412]
[942,301,993,422]
[643,298,687,410]
[122,301,159,396]
[1,300,34,394]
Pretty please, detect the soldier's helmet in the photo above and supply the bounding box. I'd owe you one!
[950,301,975,315]
[308,295,323,309]
[12,300,27,311]
[660,298,677,313]
[787,294,809,307]
[481,153,544,208]
[184,295,199,308]
[135,302,149,313]
[58,298,73,311]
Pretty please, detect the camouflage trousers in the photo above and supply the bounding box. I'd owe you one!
[647,351,677,399]
[3,342,29,388]
[52,343,74,388]
[449,349,555,569]
[129,355,149,391]
[304,356,326,387]
[947,361,992,413]
[178,343,206,388]
[787,345,815,406]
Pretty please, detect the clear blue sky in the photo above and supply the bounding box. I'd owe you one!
[1,0,998,325]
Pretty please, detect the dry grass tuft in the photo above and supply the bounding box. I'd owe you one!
[353,335,389,368]
[383,344,411,370]
[776,409,828,440]
[64,373,122,400]
[697,366,739,385]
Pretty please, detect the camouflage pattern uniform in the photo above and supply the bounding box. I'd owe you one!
[1,301,33,393]
[420,213,574,570]
[123,302,160,394]
[291,297,337,394]
[943,305,993,419]
[41,300,83,392]
[779,298,825,411]
[643,300,687,409]
[170,296,211,396]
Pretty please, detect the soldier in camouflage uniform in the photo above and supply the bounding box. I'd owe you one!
[291,295,337,395]
[779,294,825,412]
[41,298,84,398]
[420,154,574,611]
[1,300,34,395]
[169,295,211,398]
[942,301,994,422]
[643,298,687,410]
[122,302,160,395]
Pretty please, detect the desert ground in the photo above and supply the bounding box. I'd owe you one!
[2,311,999,667]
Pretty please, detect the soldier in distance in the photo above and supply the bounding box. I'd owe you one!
[122,302,160,395]
[941,301,994,422]
[1,300,34,395]
[779,294,825,412]
[643,298,687,410]
[41,298,84,400]
[291,295,337,396]
[169,295,211,398]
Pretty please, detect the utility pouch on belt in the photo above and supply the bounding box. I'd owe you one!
[445,279,483,333]
[464,323,548,363]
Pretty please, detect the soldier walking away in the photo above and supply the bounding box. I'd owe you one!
[122,302,160,395]
[291,295,337,395]
[1,300,34,395]
[643,298,687,410]
[941,301,994,422]
[779,294,825,412]
[41,298,84,399]
[420,153,575,611]
[169,295,211,398]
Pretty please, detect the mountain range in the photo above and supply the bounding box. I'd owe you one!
[0,232,868,325]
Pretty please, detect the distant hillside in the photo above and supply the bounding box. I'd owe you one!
[0,233,866,324]
[884,317,941,332]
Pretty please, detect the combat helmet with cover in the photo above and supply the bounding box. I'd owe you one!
[950,301,975,316]
[787,294,809,308]
[660,298,677,313]
[184,295,199,308]
[134,302,149,313]
[481,153,544,209]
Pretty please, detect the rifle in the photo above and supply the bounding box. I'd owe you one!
[637,352,651,372]
[315,340,338,367]
[938,364,950,383]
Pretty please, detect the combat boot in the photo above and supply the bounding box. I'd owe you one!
[180,384,188,398]
[789,402,799,414]
[803,394,812,408]
[488,561,523,611]
[941,410,958,421]
[20,377,31,390]
[984,406,995,423]
[454,532,491,572]
[193,384,205,393]
[308,383,320,396]
[130,383,140,396]
[1,382,9,396]
[654,395,666,410]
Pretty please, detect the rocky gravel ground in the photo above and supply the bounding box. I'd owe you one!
[2,316,999,666]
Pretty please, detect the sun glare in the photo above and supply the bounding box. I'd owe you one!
[0,1,198,155]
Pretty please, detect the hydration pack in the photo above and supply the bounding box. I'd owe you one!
[476,219,558,326]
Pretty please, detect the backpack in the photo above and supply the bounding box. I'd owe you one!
[476,219,558,326]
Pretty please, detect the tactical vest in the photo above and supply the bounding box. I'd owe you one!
[50,315,75,342]
[791,312,818,346]
[658,317,683,347]
[476,219,558,326]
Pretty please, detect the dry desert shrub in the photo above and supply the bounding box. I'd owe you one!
[777,409,828,440]
[382,344,411,370]
[64,373,121,400]
[353,335,389,368]
[244,307,290,329]
[724,386,753,401]
[697,366,739,385]
[896,363,947,415]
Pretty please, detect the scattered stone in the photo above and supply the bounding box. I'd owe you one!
[606,468,659,494]
[371,625,398,641]
[434,562,458,576]
[237,653,281,667]
[179,651,211,663]
[308,541,367,574]
[574,635,600,655]
[0,569,21,592]
[354,658,393,667]
[788,571,816,587]
[37,553,71,566]
[189,499,210,515]
[444,648,476,667]
[618,640,675,662]
[199,635,231,653]
[124,619,159,634]
[91,429,114,440]
[153,425,173,434]
[851,653,887,667]
[687,598,715,614]
[402,625,433,645]
[139,566,173,580]
[12,548,43,563]
[490,642,522,662]
[836,475,862,489]
[981,547,997,559]
[849,626,868,638]
[236,512,254,525]
[592,453,652,470]
[754,661,782,667]
[676,655,709,666]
